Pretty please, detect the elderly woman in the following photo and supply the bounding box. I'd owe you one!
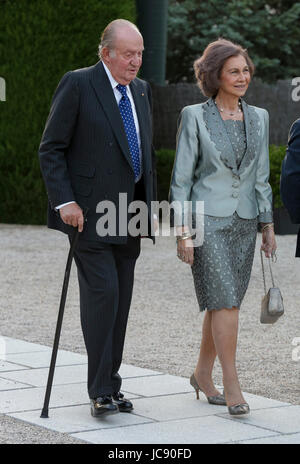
[169,39,276,415]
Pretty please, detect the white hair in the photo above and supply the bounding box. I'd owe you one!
[98,19,141,59]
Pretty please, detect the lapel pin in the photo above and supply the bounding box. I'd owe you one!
[141,93,144,96]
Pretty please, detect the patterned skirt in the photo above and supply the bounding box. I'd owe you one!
[191,212,258,311]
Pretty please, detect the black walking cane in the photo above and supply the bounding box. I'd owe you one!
[40,208,88,418]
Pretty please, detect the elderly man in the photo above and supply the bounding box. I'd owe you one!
[280,118,300,257]
[39,19,157,417]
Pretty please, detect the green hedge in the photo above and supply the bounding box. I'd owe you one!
[269,145,287,208]
[0,0,135,224]
[156,145,287,209]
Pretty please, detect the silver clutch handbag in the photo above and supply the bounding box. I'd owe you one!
[260,250,284,324]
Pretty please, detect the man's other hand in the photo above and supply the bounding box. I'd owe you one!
[59,203,84,232]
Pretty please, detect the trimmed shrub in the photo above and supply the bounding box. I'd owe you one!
[269,144,286,209]
[156,149,175,202]
[0,0,135,224]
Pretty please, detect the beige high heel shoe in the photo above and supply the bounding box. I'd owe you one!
[223,387,250,415]
[228,402,250,416]
[190,373,227,405]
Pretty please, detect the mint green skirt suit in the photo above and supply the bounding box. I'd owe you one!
[169,98,273,311]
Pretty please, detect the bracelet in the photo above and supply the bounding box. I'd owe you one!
[262,223,274,232]
[176,234,193,243]
[177,231,191,239]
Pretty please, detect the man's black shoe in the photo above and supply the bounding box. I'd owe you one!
[90,395,119,417]
[112,392,133,412]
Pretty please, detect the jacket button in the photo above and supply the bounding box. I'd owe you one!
[232,182,239,188]
[232,192,238,198]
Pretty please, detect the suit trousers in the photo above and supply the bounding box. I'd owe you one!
[72,178,145,399]
[73,235,140,399]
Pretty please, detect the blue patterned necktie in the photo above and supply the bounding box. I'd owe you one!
[117,84,140,180]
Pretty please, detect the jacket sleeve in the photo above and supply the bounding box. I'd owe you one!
[169,107,199,225]
[38,71,79,209]
[280,119,300,223]
[255,109,273,223]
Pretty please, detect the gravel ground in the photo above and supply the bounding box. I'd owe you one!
[0,415,86,444]
[0,223,299,443]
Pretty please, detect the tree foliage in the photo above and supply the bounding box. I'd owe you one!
[167,0,300,83]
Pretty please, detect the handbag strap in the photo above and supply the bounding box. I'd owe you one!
[260,250,275,293]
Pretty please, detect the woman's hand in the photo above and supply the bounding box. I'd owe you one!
[261,226,277,258]
[177,238,194,266]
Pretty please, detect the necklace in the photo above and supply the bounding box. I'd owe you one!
[215,99,242,117]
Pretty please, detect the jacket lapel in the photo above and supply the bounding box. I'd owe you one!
[203,98,238,175]
[203,98,261,176]
[238,99,261,174]
[89,61,134,172]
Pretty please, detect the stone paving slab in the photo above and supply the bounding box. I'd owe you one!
[0,384,138,415]
[0,350,86,369]
[122,374,195,397]
[0,360,30,372]
[0,363,162,388]
[0,337,51,354]
[0,383,90,414]
[70,415,279,444]
[9,405,155,434]
[1,364,89,387]
[0,377,33,391]
[125,392,291,422]
[1,336,299,444]
[119,364,163,379]
[238,432,300,444]
[218,405,300,435]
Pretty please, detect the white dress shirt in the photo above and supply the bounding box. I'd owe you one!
[102,61,143,180]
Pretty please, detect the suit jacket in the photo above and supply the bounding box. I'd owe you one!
[169,98,273,224]
[39,60,157,243]
[280,118,300,256]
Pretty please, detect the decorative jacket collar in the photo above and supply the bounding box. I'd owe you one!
[202,97,261,175]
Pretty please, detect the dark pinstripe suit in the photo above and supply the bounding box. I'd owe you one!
[281,118,300,257]
[39,61,156,398]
